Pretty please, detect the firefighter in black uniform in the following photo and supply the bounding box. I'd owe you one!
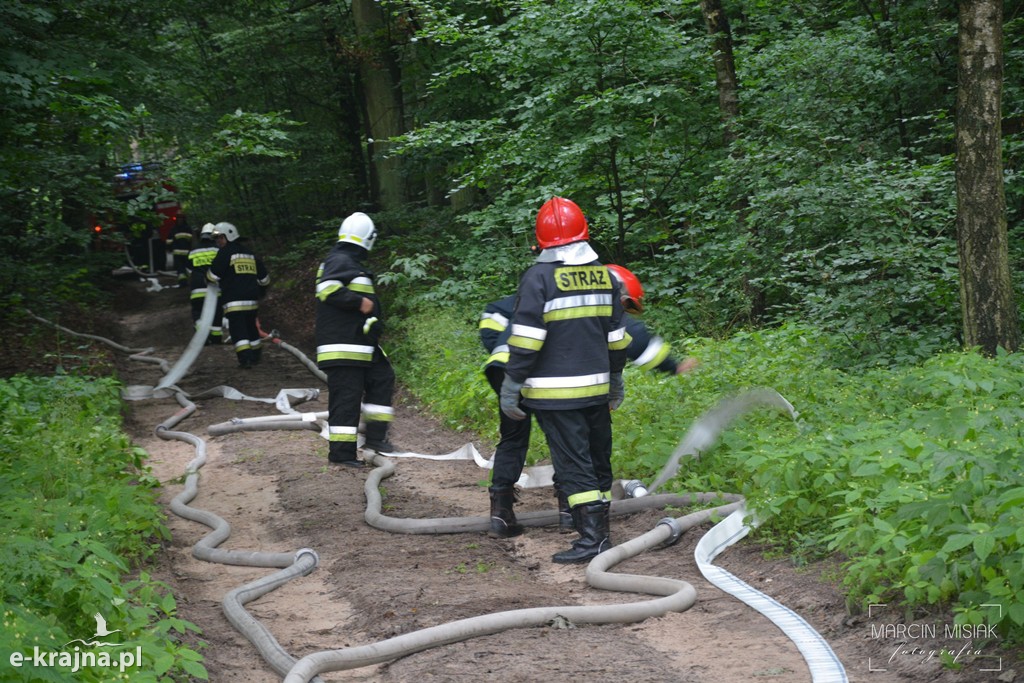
[169,216,194,286]
[187,223,224,345]
[480,265,698,538]
[479,294,534,537]
[206,222,270,369]
[314,212,399,467]
[501,197,631,564]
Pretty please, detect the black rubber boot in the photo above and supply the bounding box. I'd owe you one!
[363,421,398,453]
[554,488,573,534]
[488,486,525,538]
[551,502,610,564]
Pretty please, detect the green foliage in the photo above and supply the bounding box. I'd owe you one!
[395,314,1024,639]
[0,375,207,681]
[389,308,548,459]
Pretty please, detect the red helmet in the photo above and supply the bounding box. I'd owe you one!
[607,264,645,314]
[535,197,589,249]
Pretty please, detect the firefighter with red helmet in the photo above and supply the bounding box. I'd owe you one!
[606,264,700,376]
[206,222,270,369]
[501,197,630,564]
[187,222,224,345]
[314,212,400,467]
[481,264,697,538]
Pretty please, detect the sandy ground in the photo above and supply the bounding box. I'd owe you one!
[108,279,1013,683]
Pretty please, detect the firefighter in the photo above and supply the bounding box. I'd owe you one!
[479,294,532,537]
[169,216,194,286]
[480,265,698,538]
[314,212,400,467]
[605,264,700,377]
[501,197,630,564]
[187,223,224,345]
[206,222,270,369]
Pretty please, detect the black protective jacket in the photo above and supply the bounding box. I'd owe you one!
[314,242,382,368]
[206,240,269,303]
[505,260,630,410]
[187,243,219,296]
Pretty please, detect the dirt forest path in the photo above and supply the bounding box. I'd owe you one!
[110,278,982,683]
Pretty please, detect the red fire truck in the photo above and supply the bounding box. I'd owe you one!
[94,162,183,271]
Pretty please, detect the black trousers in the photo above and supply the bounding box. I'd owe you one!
[190,294,224,342]
[224,306,261,365]
[325,353,395,461]
[485,367,533,489]
[533,404,612,508]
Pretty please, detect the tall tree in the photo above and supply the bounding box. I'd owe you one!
[699,0,740,145]
[955,0,1020,354]
[352,0,407,210]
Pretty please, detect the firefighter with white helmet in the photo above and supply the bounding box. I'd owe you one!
[186,222,224,344]
[207,222,270,368]
[500,196,630,563]
[314,212,399,466]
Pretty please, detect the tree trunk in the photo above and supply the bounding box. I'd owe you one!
[699,0,739,145]
[955,0,1020,354]
[699,0,764,321]
[351,0,407,211]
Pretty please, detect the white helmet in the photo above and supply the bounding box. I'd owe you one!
[338,212,377,251]
[214,221,239,242]
[200,222,216,239]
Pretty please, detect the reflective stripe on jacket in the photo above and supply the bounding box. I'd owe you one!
[505,261,629,410]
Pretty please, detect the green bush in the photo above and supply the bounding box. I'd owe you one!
[394,313,1024,639]
[0,375,207,681]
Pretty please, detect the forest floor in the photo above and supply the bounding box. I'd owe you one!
[24,274,1020,683]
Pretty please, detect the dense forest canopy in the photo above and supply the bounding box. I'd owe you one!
[2,0,1022,363]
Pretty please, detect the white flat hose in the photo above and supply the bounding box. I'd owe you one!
[154,284,219,391]
[40,310,844,682]
[696,506,848,683]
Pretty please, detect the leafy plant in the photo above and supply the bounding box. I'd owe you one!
[0,375,207,681]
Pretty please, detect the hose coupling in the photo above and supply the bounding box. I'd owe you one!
[655,517,684,548]
[622,479,649,498]
[294,548,320,574]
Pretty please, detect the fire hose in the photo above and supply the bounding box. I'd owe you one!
[30,300,848,683]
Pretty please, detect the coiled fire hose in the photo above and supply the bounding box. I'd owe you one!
[29,298,847,683]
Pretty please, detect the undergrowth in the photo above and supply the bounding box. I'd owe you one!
[393,310,1024,641]
[0,374,208,681]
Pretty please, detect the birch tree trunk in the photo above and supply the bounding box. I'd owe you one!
[956,0,1020,354]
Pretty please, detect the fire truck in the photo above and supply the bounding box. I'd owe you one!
[93,162,183,272]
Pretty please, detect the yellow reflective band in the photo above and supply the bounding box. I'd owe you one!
[567,490,603,507]
[609,331,632,351]
[479,318,506,332]
[521,383,609,400]
[362,403,394,422]
[543,305,612,323]
[329,426,359,443]
[486,350,510,366]
[317,343,375,363]
[348,276,375,294]
[190,289,207,300]
[601,491,612,502]
[508,335,543,351]
[224,300,259,313]
[635,341,671,371]
[554,266,612,291]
